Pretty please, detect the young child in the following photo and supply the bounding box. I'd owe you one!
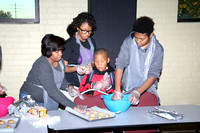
[78,48,115,96]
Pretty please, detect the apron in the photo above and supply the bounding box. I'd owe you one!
[35,60,64,111]
[122,33,159,99]
[75,32,94,82]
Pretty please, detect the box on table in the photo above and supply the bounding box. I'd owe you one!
[28,105,47,118]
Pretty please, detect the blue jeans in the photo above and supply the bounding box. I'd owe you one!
[19,92,44,106]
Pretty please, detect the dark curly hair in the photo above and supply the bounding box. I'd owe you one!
[41,34,65,58]
[67,12,97,37]
[133,16,155,36]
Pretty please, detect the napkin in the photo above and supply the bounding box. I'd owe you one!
[22,113,60,128]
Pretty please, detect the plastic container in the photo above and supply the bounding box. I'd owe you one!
[101,94,131,113]
[0,96,15,117]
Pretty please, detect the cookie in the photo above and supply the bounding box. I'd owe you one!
[98,115,103,119]
[0,120,5,125]
[105,114,110,118]
[82,66,86,70]
[8,120,14,124]
[4,125,11,128]
[88,108,93,111]
[90,113,95,117]
[98,112,103,116]
[89,117,95,121]
[93,111,98,114]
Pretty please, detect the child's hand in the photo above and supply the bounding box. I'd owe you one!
[93,73,110,90]
[101,72,110,88]
[112,91,122,100]
[128,90,140,105]
[93,81,104,90]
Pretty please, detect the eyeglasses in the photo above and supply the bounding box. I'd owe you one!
[79,27,93,34]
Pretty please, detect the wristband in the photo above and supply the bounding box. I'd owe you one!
[114,90,122,95]
[132,90,140,97]
[74,65,78,71]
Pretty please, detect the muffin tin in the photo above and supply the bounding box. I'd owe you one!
[0,115,20,132]
[65,106,115,121]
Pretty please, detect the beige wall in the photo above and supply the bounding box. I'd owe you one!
[0,0,200,105]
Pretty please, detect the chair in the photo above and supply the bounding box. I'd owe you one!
[73,89,108,108]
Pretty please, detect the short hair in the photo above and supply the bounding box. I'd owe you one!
[133,16,155,36]
[66,12,97,37]
[94,48,108,58]
[41,34,65,58]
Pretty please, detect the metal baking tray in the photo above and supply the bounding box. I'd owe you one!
[65,106,115,122]
[0,115,20,132]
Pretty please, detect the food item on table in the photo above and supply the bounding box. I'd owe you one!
[105,114,110,118]
[90,113,95,118]
[8,119,14,124]
[98,115,103,119]
[98,112,103,116]
[28,105,47,118]
[93,110,98,114]
[88,108,93,111]
[89,117,95,121]
[0,120,5,125]
[4,125,11,128]
[66,106,114,121]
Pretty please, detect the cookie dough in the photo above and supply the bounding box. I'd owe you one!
[88,108,93,111]
[98,112,103,116]
[8,120,14,124]
[93,111,98,114]
[4,125,11,128]
[89,117,95,121]
[0,120,5,125]
[82,66,86,70]
[90,113,95,118]
[105,114,110,118]
[98,115,103,119]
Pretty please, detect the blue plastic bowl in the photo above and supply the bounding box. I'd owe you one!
[101,94,131,113]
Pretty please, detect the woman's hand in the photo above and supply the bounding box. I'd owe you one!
[85,64,92,74]
[74,105,89,114]
[76,65,86,75]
